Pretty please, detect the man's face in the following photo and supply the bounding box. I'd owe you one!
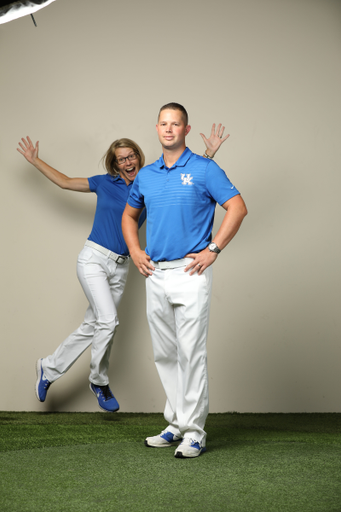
[156,109,191,151]
[115,147,140,185]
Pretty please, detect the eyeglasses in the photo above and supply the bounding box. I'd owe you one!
[116,153,138,165]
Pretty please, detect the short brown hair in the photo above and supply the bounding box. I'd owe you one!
[158,102,188,125]
[102,138,145,176]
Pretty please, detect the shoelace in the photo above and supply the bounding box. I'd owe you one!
[99,385,114,401]
[182,438,198,447]
[42,377,51,390]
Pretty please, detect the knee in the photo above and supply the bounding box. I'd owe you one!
[96,315,118,334]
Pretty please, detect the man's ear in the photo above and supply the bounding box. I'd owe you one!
[185,124,191,136]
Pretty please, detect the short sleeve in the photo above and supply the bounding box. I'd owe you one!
[205,161,240,205]
[88,175,102,193]
[128,174,145,209]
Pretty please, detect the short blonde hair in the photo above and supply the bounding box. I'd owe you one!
[102,138,145,176]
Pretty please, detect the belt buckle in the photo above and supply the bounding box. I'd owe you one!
[116,256,126,264]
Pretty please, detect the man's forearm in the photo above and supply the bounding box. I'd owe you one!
[122,205,155,276]
[122,208,141,256]
[213,195,248,251]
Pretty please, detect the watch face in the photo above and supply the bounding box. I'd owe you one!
[209,243,220,253]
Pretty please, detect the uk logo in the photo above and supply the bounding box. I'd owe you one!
[181,173,193,185]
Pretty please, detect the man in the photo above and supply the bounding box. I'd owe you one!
[122,103,247,458]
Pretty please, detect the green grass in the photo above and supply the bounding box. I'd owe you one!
[1,412,341,512]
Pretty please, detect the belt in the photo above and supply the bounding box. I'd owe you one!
[152,257,193,270]
[85,240,129,264]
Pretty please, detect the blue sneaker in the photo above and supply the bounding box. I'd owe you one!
[145,429,182,447]
[174,438,206,458]
[89,383,119,412]
[35,358,51,402]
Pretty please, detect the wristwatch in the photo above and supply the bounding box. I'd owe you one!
[208,242,221,254]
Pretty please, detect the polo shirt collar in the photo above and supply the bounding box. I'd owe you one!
[159,147,192,169]
[109,174,132,186]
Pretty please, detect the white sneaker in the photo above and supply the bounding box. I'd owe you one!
[145,429,182,447]
[174,438,206,458]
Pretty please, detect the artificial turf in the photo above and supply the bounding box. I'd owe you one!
[1,412,341,511]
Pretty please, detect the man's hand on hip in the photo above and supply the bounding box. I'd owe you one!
[184,249,218,276]
[131,249,155,277]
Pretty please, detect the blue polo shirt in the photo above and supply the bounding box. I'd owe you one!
[88,174,146,256]
[128,148,239,261]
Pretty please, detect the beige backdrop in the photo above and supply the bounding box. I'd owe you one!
[0,0,340,413]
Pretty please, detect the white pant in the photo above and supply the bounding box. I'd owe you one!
[146,263,213,444]
[43,245,129,386]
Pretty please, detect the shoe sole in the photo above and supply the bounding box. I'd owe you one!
[144,439,181,448]
[174,447,207,458]
[35,358,44,402]
[89,384,119,413]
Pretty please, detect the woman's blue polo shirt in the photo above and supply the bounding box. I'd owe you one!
[128,148,239,261]
[88,174,145,256]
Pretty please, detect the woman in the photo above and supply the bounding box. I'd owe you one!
[17,124,228,412]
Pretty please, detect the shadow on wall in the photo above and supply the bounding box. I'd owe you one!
[21,169,96,225]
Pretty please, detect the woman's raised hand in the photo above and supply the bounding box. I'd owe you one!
[17,136,39,164]
[200,123,230,158]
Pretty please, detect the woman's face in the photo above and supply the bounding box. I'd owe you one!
[115,147,140,185]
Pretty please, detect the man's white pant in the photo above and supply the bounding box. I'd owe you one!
[146,263,213,444]
[43,244,129,386]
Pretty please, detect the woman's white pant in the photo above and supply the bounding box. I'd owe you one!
[43,245,129,386]
[146,264,213,444]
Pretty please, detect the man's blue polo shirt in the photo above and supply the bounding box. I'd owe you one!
[128,147,239,261]
[88,174,146,256]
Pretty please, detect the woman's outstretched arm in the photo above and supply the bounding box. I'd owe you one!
[17,136,90,192]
